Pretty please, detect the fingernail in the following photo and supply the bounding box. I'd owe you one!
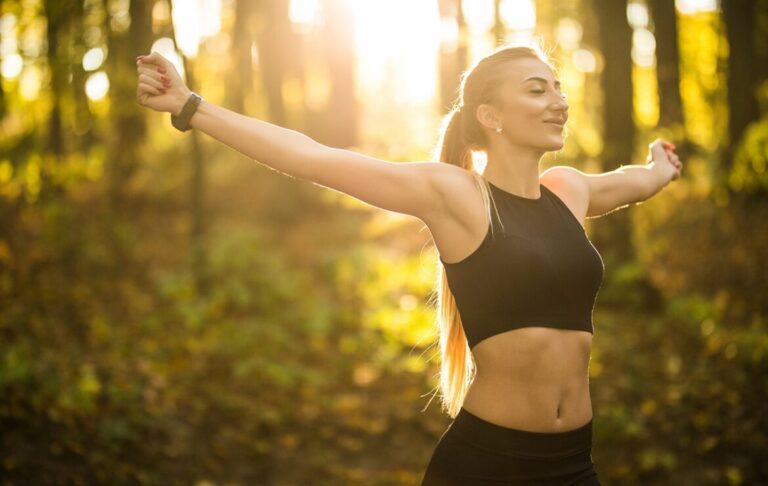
[159,67,166,73]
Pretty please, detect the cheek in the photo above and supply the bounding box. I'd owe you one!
[502,100,546,125]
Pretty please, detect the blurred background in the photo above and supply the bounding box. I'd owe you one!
[1,0,767,484]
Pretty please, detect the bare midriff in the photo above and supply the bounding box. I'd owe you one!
[461,326,594,433]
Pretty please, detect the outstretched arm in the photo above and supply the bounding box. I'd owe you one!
[541,139,683,218]
[134,52,450,223]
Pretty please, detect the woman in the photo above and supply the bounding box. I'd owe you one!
[136,44,681,485]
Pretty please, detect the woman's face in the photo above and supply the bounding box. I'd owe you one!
[484,58,569,151]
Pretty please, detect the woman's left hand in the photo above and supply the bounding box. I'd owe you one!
[647,138,683,184]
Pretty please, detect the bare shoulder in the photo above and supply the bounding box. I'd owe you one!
[427,163,485,227]
[421,163,493,263]
[540,166,590,227]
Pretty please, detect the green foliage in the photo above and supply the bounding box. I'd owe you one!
[0,205,443,484]
[728,110,768,193]
[591,302,767,485]
[633,157,768,320]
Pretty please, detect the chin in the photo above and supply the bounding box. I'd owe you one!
[545,129,568,149]
[542,138,565,151]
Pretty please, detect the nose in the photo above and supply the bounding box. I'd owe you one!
[553,94,568,113]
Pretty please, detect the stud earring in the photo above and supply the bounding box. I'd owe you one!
[496,126,503,134]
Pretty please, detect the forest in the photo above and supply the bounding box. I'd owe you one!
[0,0,766,484]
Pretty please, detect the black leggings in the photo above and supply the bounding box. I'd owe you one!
[421,407,601,485]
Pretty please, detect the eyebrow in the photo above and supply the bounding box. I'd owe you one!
[523,76,561,88]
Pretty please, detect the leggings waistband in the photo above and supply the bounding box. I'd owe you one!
[449,407,593,459]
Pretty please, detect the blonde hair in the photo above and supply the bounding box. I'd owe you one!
[426,43,556,418]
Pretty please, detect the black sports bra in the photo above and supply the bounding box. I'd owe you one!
[440,180,605,350]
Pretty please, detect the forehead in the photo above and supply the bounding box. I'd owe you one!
[501,57,560,87]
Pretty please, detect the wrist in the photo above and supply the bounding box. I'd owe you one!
[170,91,203,132]
[173,88,193,116]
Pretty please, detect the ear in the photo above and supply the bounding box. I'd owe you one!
[475,103,501,131]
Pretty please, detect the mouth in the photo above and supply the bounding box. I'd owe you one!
[544,120,565,128]
[544,117,566,124]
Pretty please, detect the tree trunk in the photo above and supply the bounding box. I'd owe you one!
[103,0,152,272]
[0,0,5,120]
[438,0,468,113]
[720,0,761,193]
[185,58,209,294]
[255,0,290,126]
[164,1,209,294]
[226,0,255,114]
[592,0,636,260]
[317,0,357,148]
[70,0,96,149]
[648,0,685,129]
[43,0,66,159]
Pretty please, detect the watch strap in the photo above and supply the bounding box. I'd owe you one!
[171,92,203,132]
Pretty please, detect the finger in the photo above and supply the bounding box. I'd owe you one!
[138,84,163,99]
[138,67,171,88]
[137,64,164,75]
[139,73,165,91]
[137,66,165,85]
[136,65,168,79]
[139,82,165,97]
[139,51,169,69]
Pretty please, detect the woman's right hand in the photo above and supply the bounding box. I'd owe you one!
[135,52,192,116]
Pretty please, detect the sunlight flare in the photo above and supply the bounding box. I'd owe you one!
[171,0,222,58]
[351,0,441,102]
[85,71,109,101]
[499,0,536,32]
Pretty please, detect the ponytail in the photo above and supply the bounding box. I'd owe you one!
[427,107,504,419]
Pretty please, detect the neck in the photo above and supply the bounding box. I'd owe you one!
[483,143,544,198]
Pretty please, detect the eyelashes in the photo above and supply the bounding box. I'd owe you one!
[530,90,568,100]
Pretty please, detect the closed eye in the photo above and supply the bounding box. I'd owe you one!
[530,89,567,100]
